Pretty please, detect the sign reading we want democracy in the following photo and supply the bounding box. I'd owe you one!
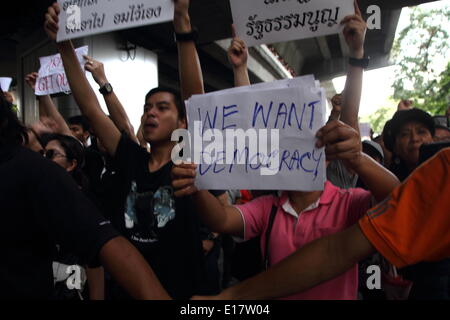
[175,76,327,191]
[230,0,355,47]
[56,0,174,42]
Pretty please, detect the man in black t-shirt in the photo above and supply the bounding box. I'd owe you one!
[0,88,169,299]
[104,132,205,299]
[45,1,209,299]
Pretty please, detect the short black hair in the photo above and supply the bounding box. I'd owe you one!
[144,87,186,120]
[68,115,90,131]
[0,87,28,146]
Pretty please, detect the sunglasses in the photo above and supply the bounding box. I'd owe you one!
[41,149,67,160]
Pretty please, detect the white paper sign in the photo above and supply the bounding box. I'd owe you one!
[0,77,12,92]
[230,0,354,47]
[57,0,174,42]
[35,46,88,96]
[185,79,326,191]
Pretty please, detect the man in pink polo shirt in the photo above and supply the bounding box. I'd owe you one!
[233,182,371,299]
[172,119,400,300]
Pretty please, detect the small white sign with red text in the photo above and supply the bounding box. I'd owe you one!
[35,46,88,96]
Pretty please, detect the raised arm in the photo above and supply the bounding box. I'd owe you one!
[171,164,244,237]
[340,0,367,132]
[83,56,139,144]
[174,0,204,101]
[44,3,121,156]
[25,72,73,137]
[317,120,400,202]
[228,26,250,87]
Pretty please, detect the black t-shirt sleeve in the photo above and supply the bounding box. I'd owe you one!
[113,132,147,177]
[33,161,119,266]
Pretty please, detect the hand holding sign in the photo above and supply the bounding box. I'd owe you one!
[227,25,249,69]
[341,0,367,59]
[25,73,39,91]
[171,163,198,197]
[316,120,362,169]
[173,0,192,33]
[173,0,190,17]
[83,55,108,87]
[44,3,61,42]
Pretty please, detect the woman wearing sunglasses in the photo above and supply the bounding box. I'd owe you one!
[41,133,88,191]
[40,133,105,300]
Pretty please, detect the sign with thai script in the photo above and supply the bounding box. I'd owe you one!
[230,0,354,47]
[35,46,88,96]
[178,76,327,191]
[56,0,174,42]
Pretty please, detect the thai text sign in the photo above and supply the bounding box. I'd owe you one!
[56,0,174,42]
[230,0,354,47]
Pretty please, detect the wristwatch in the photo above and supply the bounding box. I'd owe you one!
[207,233,218,241]
[174,27,199,43]
[349,56,370,69]
[99,83,113,95]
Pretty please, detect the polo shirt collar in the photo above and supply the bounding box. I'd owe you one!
[277,181,338,218]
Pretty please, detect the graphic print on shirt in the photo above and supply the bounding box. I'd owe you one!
[124,182,176,243]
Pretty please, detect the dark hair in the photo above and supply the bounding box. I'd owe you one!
[68,115,90,132]
[0,87,28,146]
[42,133,88,189]
[144,87,186,120]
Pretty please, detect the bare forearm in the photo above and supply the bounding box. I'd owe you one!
[57,41,120,155]
[221,225,374,300]
[103,93,138,143]
[86,266,104,300]
[38,96,49,118]
[57,41,104,121]
[233,65,251,87]
[100,237,171,300]
[192,191,231,233]
[353,154,400,202]
[341,65,363,132]
[37,95,72,136]
[175,13,204,101]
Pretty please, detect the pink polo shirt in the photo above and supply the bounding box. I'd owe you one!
[235,181,372,300]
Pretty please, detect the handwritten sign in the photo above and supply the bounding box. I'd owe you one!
[230,0,354,47]
[56,0,174,42]
[184,77,327,191]
[35,46,88,96]
[0,77,12,92]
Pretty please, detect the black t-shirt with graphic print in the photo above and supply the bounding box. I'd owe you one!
[108,134,205,299]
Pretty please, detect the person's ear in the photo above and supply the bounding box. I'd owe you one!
[83,130,90,141]
[66,159,78,173]
[178,117,187,130]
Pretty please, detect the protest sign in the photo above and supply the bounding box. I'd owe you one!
[56,0,174,42]
[0,77,12,92]
[181,77,327,191]
[230,0,354,47]
[35,46,88,96]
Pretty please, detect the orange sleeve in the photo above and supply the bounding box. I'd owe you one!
[359,148,450,269]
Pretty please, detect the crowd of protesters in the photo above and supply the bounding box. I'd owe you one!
[1,0,449,300]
